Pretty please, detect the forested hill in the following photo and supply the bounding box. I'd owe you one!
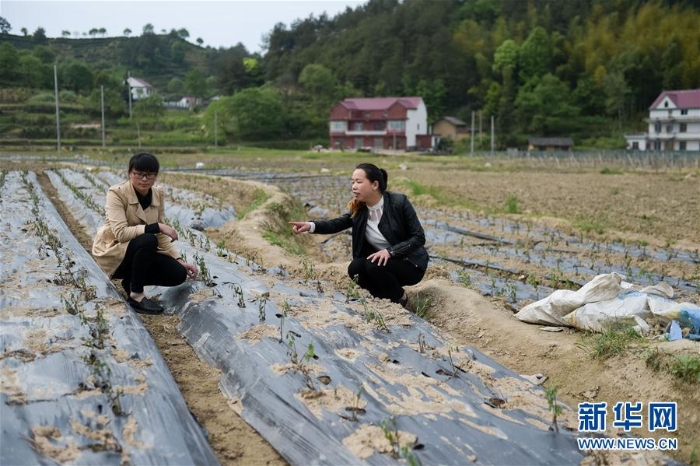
[1,0,699,147]
[261,0,700,144]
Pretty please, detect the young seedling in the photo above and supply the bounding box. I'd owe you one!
[257,295,267,322]
[545,385,563,432]
[380,416,421,465]
[279,299,290,343]
[230,283,245,307]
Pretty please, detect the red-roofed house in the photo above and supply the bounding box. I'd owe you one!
[329,97,432,151]
[625,89,700,151]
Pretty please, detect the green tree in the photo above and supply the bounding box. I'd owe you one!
[0,16,11,34]
[177,28,189,40]
[98,27,107,37]
[516,74,579,134]
[142,23,154,35]
[519,27,551,81]
[61,30,70,38]
[185,68,208,98]
[89,28,99,37]
[196,37,203,46]
[298,63,336,99]
[88,87,126,116]
[604,70,629,131]
[493,39,519,74]
[0,43,20,84]
[205,86,286,140]
[134,94,165,118]
[19,54,47,88]
[124,28,132,37]
[60,61,94,93]
[32,45,55,64]
[22,28,29,36]
[171,40,185,64]
[33,27,47,44]
[167,77,185,94]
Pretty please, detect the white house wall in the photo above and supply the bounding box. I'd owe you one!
[647,102,700,151]
[405,101,427,147]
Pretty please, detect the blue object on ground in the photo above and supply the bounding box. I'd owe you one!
[668,320,683,341]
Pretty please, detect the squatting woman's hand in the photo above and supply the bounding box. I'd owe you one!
[289,221,311,234]
[159,223,179,242]
[181,261,199,278]
[368,249,392,266]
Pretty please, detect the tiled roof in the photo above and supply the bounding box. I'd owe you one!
[650,89,700,109]
[528,137,574,146]
[441,116,467,126]
[129,77,153,88]
[340,97,423,111]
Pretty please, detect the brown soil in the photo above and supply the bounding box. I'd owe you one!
[21,155,700,464]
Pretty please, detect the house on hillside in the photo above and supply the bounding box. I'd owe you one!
[329,97,432,151]
[624,89,700,151]
[127,77,155,101]
[528,137,574,151]
[433,116,469,141]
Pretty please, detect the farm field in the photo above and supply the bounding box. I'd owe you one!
[1,150,698,464]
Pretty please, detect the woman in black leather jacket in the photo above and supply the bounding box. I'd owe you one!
[291,163,428,307]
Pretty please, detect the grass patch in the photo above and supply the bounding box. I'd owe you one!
[237,188,270,220]
[259,199,310,257]
[578,328,642,360]
[411,292,433,319]
[398,179,480,210]
[600,167,623,175]
[644,348,700,384]
[574,217,606,235]
[505,194,521,214]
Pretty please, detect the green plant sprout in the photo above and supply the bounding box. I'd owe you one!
[257,295,267,322]
[380,416,421,465]
[545,385,563,433]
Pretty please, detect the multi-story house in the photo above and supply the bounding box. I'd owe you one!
[625,89,700,151]
[329,97,432,151]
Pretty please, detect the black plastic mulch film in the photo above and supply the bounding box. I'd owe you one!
[0,171,218,465]
[2,168,584,465]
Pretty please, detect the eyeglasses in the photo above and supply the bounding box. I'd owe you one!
[131,171,158,180]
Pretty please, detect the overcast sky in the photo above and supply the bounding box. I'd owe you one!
[1,0,367,53]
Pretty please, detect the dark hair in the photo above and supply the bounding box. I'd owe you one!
[128,152,159,174]
[355,163,388,193]
[348,163,389,218]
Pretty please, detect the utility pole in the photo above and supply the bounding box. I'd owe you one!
[479,110,483,147]
[54,65,61,153]
[101,85,106,148]
[214,112,218,149]
[490,115,495,155]
[470,111,475,155]
[127,71,133,119]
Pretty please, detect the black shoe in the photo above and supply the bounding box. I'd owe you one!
[399,294,409,309]
[127,297,164,315]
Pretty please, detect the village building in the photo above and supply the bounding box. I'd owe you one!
[126,77,155,101]
[625,89,700,151]
[433,116,469,141]
[527,137,574,151]
[329,97,432,151]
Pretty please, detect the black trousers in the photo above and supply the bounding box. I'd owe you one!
[113,234,186,294]
[347,257,425,303]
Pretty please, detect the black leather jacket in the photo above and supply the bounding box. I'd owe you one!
[312,191,429,272]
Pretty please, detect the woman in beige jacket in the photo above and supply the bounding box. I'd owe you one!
[92,152,198,314]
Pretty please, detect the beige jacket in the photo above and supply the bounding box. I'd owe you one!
[92,180,179,277]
